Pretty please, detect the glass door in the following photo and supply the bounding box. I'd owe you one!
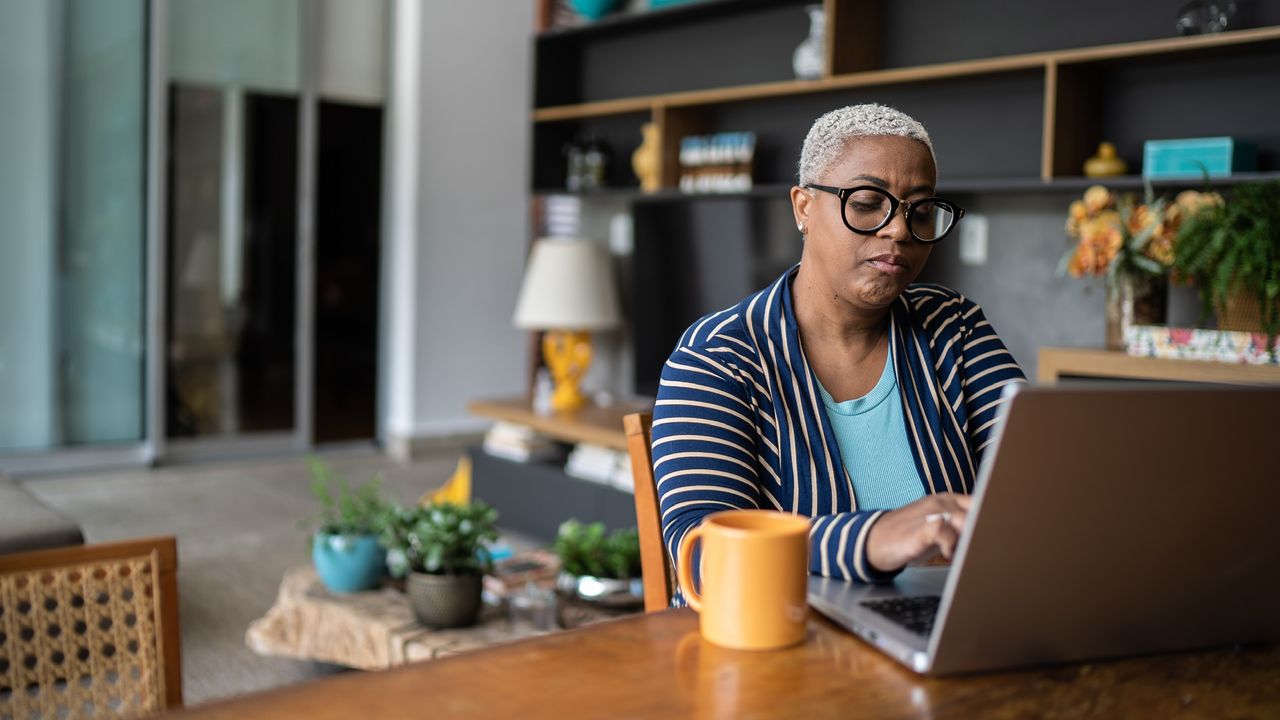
[0,0,149,473]
[161,0,312,458]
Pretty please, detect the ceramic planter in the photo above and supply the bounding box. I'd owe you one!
[312,532,386,593]
[407,571,484,628]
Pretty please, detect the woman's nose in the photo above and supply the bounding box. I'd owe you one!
[878,206,913,242]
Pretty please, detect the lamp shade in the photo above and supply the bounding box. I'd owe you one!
[513,238,622,331]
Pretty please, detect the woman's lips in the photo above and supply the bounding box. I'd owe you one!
[866,254,909,275]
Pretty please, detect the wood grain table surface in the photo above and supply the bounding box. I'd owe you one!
[169,608,1280,719]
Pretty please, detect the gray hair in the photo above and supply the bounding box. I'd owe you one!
[797,104,936,186]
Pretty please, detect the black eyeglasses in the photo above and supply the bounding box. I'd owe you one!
[805,184,965,243]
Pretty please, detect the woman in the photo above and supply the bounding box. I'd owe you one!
[652,104,1025,587]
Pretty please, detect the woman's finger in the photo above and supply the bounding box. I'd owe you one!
[932,520,959,560]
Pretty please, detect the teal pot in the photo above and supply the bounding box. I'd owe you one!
[312,532,386,593]
[407,571,484,628]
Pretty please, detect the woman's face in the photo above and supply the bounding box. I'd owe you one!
[792,135,938,313]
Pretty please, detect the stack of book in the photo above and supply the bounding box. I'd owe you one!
[565,443,635,492]
[482,421,564,463]
[1126,325,1279,365]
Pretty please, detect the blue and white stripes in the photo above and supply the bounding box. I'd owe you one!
[652,266,1025,588]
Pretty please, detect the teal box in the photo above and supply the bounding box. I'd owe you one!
[1143,136,1256,178]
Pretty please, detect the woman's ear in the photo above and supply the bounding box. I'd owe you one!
[790,185,812,235]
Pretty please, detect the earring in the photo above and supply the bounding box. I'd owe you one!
[797,222,806,234]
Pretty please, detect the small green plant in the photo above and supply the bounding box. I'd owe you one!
[555,519,642,579]
[301,457,395,537]
[1173,181,1280,349]
[381,501,499,577]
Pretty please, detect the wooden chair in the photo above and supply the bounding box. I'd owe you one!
[0,536,182,718]
[623,412,673,612]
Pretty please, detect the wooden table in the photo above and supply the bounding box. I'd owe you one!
[177,609,1280,719]
[245,566,632,670]
[244,566,549,670]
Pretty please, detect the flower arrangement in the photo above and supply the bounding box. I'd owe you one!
[1062,185,1221,280]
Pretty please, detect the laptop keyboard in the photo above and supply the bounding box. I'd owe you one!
[859,595,941,636]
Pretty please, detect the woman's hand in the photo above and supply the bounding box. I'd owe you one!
[865,493,971,573]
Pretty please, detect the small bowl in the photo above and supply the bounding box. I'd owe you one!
[557,571,643,608]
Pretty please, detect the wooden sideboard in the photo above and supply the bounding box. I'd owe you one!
[467,397,650,451]
[467,397,653,542]
[1038,347,1280,385]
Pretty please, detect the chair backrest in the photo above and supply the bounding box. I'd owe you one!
[623,412,672,612]
[0,536,182,718]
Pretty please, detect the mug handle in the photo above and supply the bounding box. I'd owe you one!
[676,525,705,613]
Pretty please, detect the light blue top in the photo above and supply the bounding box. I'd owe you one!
[817,343,926,511]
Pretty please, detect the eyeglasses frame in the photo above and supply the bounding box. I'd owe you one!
[804,183,965,243]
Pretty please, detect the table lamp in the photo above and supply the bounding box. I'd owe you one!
[513,238,621,412]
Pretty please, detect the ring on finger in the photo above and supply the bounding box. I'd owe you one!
[924,511,952,525]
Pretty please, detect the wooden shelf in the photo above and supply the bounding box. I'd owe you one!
[1037,347,1280,385]
[533,172,1280,202]
[467,397,652,452]
[532,26,1280,122]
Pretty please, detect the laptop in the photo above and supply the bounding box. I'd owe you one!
[807,383,1280,675]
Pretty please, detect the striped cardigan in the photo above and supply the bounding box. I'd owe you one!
[652,266,1026,586]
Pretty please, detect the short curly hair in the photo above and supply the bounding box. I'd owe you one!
[797,104,935,186]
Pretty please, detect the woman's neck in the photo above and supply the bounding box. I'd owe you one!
[791,263,892,402]
[792,263,890,348]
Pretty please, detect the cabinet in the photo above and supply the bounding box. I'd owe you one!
[532,0,1280,196]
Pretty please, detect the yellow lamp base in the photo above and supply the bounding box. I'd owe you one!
[542,329,593,412]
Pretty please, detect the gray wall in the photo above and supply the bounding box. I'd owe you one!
[921,192,1108,376]
[383,2,534,440]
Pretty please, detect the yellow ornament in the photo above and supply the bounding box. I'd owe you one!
[1084,142,1127,178]
[631,122,661,193]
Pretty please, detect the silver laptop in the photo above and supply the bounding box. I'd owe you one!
[808,383,1280,675]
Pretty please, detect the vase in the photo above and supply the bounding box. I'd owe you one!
[1106,274,1168,351]
[1083,141,1127,178]
[792,5,825,80]
[631,122,661,193]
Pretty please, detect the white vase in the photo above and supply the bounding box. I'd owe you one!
[792,5,825,80]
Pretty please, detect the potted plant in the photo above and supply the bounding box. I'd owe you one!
[301,458,394,593]
[554,519,643,607]
[382,500,499,628]
[1173,181,1280,353]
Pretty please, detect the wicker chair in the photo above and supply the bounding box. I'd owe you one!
[623,412,673,612]
[0,536,182,719]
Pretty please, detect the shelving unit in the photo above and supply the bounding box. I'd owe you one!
[531,0,1280,194]
[467,397,652,542]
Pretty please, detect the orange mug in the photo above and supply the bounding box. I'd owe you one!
[676,509,810,650]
